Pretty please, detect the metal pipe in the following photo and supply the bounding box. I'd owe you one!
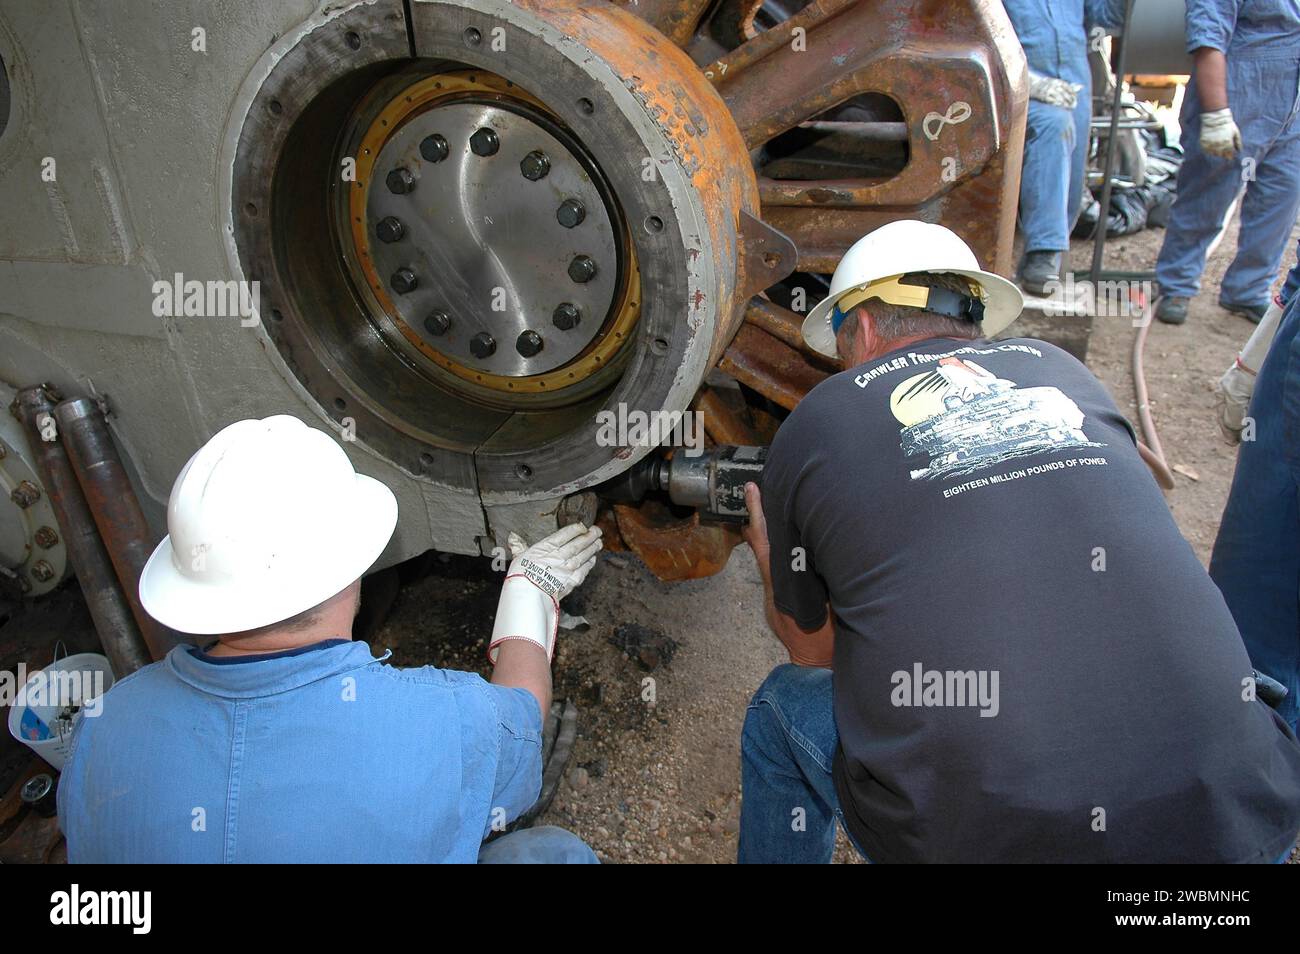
[1087,118,1162,131]
[797,120,910,142]
[1089,0,1136,282]
[54,397,178,660]
[743,295,808,351]
[12,387,152,677]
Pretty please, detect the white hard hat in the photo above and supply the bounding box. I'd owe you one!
[139,416,398,635]
[801,220,1024,358]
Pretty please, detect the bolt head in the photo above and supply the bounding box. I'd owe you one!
[376,216,405,243]
[552,302,581,330]
[385,167,415,195]
[34,526,58,549]
[567,255,597,283]
[516,330,544,357]
[469,332,497,359]
[390,268,418,295]
[556,198,586,229]
[424,311,451,336]
[30,560,55,584]
[520,150,551,181]
[419,134,449,163]
[469,127,500,157]
[10,480,40,509]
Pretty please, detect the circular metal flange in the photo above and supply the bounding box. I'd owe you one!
[365,99,617,376]
[228,0,759,498]
[345,71,641,394]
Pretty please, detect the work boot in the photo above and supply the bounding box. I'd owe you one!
[1218,298,1268,324]
[1018,250,1061,297]
[1155,295,1189,325]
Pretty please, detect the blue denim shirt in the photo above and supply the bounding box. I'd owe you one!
[1186,0,1300,58]
[57,640,543,862]
[1004,0,1128,83]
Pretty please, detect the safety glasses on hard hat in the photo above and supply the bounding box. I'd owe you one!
[829,274,987,335]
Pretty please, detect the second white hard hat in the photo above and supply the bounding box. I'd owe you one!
[801,220,1024,358]
[139,415,398,635]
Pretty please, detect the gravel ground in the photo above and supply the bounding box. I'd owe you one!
[372,212,1300,864]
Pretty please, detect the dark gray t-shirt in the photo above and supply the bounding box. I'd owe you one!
[763,336,1300,863]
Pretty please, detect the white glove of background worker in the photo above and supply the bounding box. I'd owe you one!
[1200,108,1242,158]
[1028,69,1081,111]
[488,523,602,663]
[1216,297,1283,443]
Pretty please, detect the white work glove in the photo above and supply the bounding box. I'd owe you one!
[1200,108,1242,158]
[488,524,602,663]
[1215,297,1283,443]
[1028,69,1082,110]
[1216,361,1255,443]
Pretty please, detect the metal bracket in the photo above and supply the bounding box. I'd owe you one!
[736,209,797,300]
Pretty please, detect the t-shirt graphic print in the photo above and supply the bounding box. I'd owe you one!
[891,356,1106,481]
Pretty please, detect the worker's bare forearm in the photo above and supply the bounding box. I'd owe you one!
[490,640,552,717]
[754,547,780,629]
[754,546,834,668]
[1192,47,1229,111]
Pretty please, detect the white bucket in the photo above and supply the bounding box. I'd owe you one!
[7,652,115,771]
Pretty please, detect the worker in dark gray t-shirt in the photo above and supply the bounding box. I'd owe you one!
[738,221,1300,863]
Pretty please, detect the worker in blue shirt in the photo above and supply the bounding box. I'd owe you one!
[1003,0,1127,295]
[1155,0,1300,324]
[57,415,603,863]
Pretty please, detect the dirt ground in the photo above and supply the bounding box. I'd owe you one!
[373,214,1300,864]
[1079,218,1300,562]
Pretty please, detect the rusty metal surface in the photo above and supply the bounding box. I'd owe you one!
[508,0,763,371]
[614,0,714,47]
[706,0,1027,277]
[709,0,771,48]
[695,386,763,446]
[613,500,743,581]
[743,295,824,355]
[719,324,838,411]
[12,388,152,678]
[53,398,178,661]
[736,210,798,301]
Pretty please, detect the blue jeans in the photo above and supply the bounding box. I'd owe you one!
[1282,237,1300,306]
[740,667,1299,863]
[478,826,598,864]
[1019,90,1092,252]
[738,664,864,864]
[1211,292,1300,733]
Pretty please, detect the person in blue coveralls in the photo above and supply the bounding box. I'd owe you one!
[1003,0,1128,295]
[1155,0,1300,325]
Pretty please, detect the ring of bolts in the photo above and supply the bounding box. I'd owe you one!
[377,126,596,362]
